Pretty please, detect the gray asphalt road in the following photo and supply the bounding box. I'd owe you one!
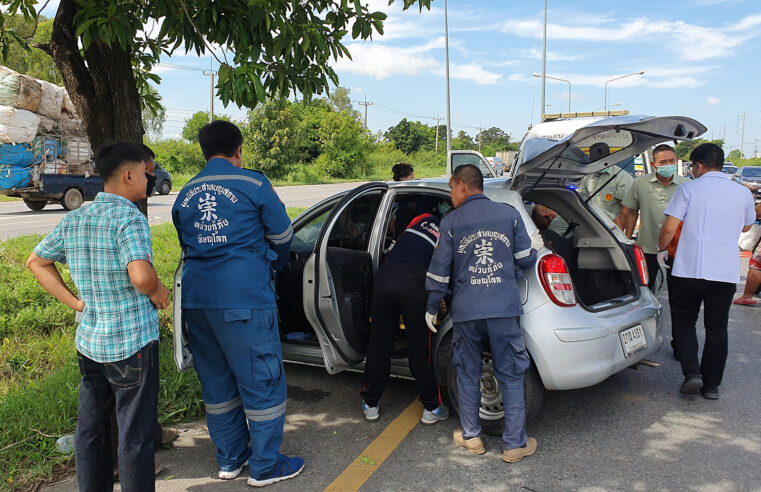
[45,265,761,491]
[0,181,366,240]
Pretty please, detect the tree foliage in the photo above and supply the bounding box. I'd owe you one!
[0,14,61,84]
[674,138,725,161]
[0,0,430,149]
[384,118,435,154]
[181,111,231,142]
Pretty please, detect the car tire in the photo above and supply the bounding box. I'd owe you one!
[159,180,171,195]
[61,187,84,211]
[445,348,544,437]
[23,199,47,211]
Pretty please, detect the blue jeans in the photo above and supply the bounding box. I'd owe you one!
[452,317,529,449]
[75,341,159,492]
[184,308,286,477]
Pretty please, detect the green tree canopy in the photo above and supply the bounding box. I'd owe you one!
[181,111,231,142]
[477,126,512,150]
[384,118,434,154]
[674,139,725,161]
[1,14,61,84]
[0,0,429,150]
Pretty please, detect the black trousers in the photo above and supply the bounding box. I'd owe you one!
[669,275,736,389]
[644,253,674,293]
[360,260,440,411]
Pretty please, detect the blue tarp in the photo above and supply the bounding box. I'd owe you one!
[0,165,32,189]
[0,143,34,167]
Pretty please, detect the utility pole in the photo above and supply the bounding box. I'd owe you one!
[203,71,215,122]
[357,94,373,129]
[433,116,444,154]
[540,0,547,121]
[721,123,726,142]
[740,110,746,158]
[754,138,758,158]
[444,0,452,153]
[476,126,485,152]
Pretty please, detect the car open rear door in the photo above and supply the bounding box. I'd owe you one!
[447,150,496,178]
[303,182,387,374]
[510,115,707,195]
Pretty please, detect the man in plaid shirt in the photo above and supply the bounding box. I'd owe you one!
[27,141,170,491]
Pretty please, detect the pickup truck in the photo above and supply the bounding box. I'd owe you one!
[0,169,102,210]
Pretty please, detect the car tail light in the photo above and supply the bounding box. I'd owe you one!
[538,254,576,307]
[633,245,649,286]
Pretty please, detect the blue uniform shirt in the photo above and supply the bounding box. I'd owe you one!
[425,194,537,322]
[387,213,440,267]
[172,158,293,309]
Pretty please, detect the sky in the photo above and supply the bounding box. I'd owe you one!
[41,0,761,156]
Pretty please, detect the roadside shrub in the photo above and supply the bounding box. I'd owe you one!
[148,139,206,175]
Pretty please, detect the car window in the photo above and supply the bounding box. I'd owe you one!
[452,153,493,177]
[559,130,634,164]
[328,191,383,250]
[291,208,332,255]
[741,168,761,177]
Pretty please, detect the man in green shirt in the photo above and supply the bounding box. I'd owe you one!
[578,164,633,229]
[622,144,688,291]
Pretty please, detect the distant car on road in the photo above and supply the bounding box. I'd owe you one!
[485,156,505,176]
[152,163,172,195]
[732,166,761,202]
[722,163,739,175]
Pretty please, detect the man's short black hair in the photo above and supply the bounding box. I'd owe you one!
[198,120,243,160]
[652,144,675,159]
[690,143,724,170]
[452,164,483,191]
[95,141,147,182]
[138,143,155,159]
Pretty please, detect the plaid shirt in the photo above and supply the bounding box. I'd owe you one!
[34,192,158,363]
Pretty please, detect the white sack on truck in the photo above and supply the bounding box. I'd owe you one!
[0,105,41,144]
[64,137,92,164]
[0,67,43,112]
[37,80,64,120]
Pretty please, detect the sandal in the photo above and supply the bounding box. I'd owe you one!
[733,298,757,306]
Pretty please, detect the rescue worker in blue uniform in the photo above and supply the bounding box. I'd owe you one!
[360,211,449,424]
[425,164,539,463]
[171,120,304,487]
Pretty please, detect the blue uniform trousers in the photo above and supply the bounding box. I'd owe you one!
[184,308,286,477]
[452,317,529,449]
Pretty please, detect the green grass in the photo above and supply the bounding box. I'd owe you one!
[0,194,20,202]
[0,209,303,490]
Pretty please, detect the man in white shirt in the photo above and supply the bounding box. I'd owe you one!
[658,143,756,400]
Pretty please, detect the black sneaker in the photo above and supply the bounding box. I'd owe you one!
[679,375,703,395]
[700,386,720,400]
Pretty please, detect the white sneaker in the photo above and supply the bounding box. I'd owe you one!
[362,402,379,422]
[421,405,449,425]
[219,464,244,480]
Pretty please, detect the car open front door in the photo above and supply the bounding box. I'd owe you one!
[447,150,496,178]
[303,182,387,374]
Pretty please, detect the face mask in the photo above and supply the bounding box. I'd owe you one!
[437,201,452,215]
[656,164,677,178]
[599,167,611,174]
[146,173,157,196]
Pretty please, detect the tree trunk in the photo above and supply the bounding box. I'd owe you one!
[42,0,144,151]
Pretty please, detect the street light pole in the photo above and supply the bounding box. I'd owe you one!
[533,73,570,113]
[540,0,547,121]
[444,0,452,153]
[603,71,644,111]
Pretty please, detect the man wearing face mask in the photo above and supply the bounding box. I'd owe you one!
[622,144,688,291]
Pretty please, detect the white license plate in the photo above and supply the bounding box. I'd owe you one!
[619,325,647,358]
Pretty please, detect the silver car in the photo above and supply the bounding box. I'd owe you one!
[173,115,707,435]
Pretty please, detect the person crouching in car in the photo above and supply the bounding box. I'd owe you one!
[360,209,449,425]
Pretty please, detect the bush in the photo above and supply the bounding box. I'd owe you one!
[147,139,206,175]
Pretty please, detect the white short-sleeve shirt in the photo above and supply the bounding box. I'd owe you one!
[664,171,756,283]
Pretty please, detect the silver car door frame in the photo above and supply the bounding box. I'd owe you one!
[447,149,496,178]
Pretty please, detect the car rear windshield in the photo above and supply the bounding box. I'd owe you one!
[742,168,761,177]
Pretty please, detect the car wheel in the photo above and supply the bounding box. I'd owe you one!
[159,180,171,195]
[23,199,47,211]
[446,348,544,437]
[62,188,84,211]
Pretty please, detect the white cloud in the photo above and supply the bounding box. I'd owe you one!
[503,12,761,62]
[706,96,721,105]
[526,47,582,62]
[335,42,502,85]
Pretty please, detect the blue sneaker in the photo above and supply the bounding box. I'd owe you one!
[421,404,449,425]
[362,402,379,422]
[247,454,305,487]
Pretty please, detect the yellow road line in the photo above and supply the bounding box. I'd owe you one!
[324,399,422,492]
